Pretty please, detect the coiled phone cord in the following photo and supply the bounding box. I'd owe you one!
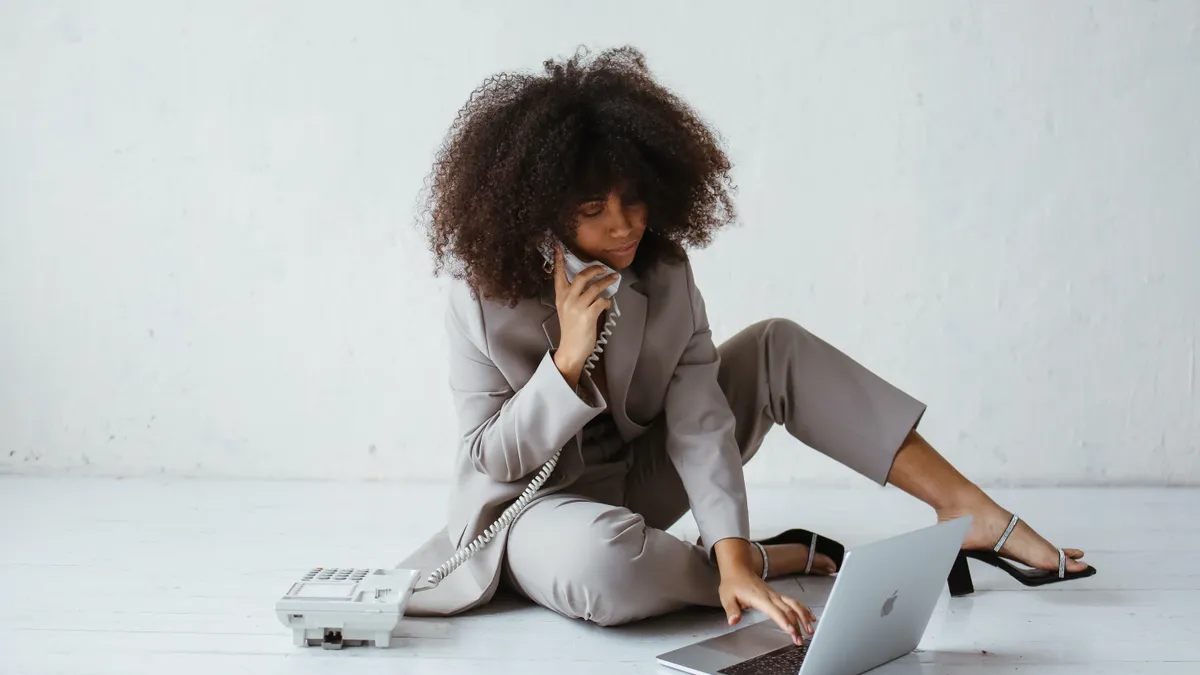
[423,299,621,589]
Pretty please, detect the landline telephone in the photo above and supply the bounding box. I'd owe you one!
[275,238,622,648]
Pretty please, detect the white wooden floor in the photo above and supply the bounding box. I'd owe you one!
[1,477,1197,675]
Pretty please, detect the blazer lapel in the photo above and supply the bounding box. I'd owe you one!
[605,275,646,433]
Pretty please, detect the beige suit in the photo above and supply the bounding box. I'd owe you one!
[398,257,926,624]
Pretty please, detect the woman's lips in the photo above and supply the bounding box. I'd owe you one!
[610,239,639,254]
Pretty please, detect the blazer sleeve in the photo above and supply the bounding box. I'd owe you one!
[663,262,752,557]
[444,285,606,483]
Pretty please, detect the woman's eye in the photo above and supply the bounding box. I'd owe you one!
[580,204,604,217]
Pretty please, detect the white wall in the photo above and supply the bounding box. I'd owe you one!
[2,1,1197,487]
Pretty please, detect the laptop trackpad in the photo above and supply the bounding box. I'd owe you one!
[700,620,795,659]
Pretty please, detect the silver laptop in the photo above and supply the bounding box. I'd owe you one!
[657,516,971,675]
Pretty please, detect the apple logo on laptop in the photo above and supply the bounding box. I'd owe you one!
[880,590,898,617]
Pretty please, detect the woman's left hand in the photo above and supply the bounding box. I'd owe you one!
[718,569,815,645]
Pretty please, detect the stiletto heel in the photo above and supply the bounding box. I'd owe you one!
[947,552,974,597]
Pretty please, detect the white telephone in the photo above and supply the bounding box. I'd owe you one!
[276,237,622,648]
[275,567,420,649]
[543,238,622,298]
[537,238,622,371]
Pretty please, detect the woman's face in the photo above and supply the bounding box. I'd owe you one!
[567,188,647,271]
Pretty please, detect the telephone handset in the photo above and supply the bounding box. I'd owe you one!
[542,239,622,298]
[421,239,622,589]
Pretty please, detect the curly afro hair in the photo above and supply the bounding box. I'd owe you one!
[418,45,738,305]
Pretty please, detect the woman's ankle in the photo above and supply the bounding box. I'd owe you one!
[934,487,996,522]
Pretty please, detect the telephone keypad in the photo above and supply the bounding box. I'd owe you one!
[301,567,373,582]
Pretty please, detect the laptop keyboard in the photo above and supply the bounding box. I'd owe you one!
[717,642,809,675]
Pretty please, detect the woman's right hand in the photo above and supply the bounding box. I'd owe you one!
[551,244,618,388]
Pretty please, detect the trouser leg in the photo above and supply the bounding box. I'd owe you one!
[502,492,722,626]
[626,317,926,533]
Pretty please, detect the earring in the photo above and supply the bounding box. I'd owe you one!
[543,257,554,275]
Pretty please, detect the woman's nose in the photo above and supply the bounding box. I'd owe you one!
[609,215,631,237]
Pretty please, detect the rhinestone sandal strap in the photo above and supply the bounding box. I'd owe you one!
[753,541,769,580]
[1057,549,1066,579]
[993,514,1020,553]
[803,532,818,574]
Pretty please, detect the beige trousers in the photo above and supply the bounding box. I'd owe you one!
[501,318,926,626]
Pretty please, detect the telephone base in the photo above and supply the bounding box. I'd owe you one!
[293,627,392,649]
[275,567,420,649]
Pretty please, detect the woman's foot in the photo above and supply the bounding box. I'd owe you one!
[750,543,837,579]
[938,496,1089,574]
[885,429,1088,576]
[699,534,839,578]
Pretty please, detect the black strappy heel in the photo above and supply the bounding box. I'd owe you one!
[947,514,1097,596]
[757,528,845,574]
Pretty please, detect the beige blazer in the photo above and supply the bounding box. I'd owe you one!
[398,257,749,616]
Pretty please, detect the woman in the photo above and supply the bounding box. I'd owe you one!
[399,47,1093,641]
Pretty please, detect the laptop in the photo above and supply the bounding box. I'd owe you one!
[656,516,971,675]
